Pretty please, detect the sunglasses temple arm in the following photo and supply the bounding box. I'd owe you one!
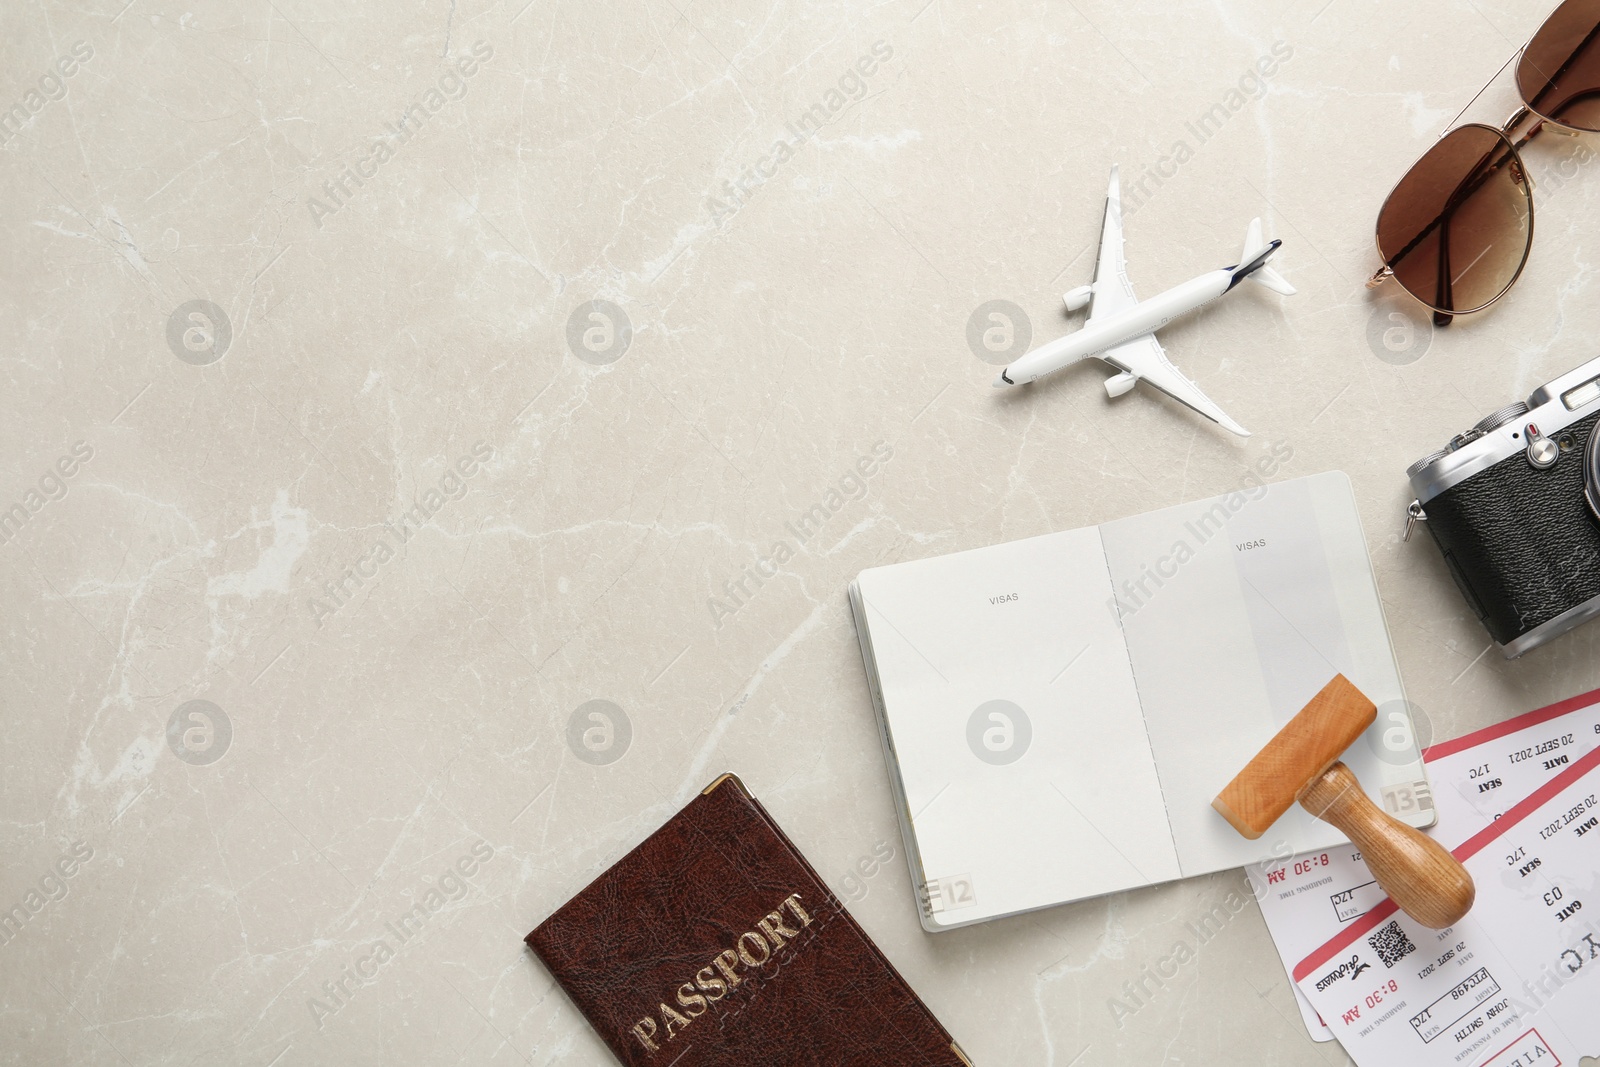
[1433,210,1456,327]
[1521,20,1600,121]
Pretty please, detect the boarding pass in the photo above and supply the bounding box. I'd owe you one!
[1292,741,1600,1067]
[1247,688,1600,1040]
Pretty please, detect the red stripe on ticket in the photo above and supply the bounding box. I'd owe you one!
[1292,741,1600,983]
[1423,687,1600,761]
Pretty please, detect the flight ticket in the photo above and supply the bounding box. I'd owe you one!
[1246,688,1600,1040]
[1293,740,1600,1067]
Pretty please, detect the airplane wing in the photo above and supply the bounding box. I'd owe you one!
[1100,334,1251,437]
[1087,166,1138,323]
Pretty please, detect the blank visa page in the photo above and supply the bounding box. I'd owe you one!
[1099,472,1412,876]
[854,524,1181,924]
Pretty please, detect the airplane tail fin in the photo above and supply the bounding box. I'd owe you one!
[1239,217,1268,263]
[1237,217,1296,295]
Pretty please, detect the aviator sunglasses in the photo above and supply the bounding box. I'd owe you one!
[1368,0,1600,324]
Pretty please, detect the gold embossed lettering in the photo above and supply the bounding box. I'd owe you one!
[676,982,708,1018]
[641,892,820,1039]
[737,930,771,967]
[630,1017,660,1053]
[659,1002,692,1040]
[783,892,814,927]
[757,910,802,950]
[695,966,728,1001]
[711,948,743,988]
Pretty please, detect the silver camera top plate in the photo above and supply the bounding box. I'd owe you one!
[1408,355,1600,507]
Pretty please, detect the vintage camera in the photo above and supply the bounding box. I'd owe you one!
[1406,356,1600,658]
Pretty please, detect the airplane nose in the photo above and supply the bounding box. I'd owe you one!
[992,370,1015,388]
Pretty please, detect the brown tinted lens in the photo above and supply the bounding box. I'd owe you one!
[1375,125,1533,315]
[1518,0,1600,132]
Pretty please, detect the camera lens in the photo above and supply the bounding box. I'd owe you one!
[1587,430,1600,521]
[1474,402,1530,434]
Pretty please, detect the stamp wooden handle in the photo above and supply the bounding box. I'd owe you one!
[1298,761,1475,929]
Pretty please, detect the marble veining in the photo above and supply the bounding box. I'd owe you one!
[3,0,1599,1064]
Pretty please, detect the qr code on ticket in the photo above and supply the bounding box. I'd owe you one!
[1367,918,1416,968]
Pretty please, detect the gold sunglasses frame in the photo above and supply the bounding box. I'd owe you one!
[1367,10,1600,325]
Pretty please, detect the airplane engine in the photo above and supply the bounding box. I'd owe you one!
[1063,285,1093,312]
[1104,372,1138,398]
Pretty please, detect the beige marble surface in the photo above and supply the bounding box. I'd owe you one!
[4,0,1600,1063]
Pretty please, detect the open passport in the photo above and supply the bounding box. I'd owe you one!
[849,470,1432,931]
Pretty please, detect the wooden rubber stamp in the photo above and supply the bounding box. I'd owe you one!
[1214,674,1474,928]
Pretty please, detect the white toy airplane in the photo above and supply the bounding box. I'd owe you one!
[993,165,1294,437]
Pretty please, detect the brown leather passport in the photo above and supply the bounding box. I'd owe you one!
[525,773,972,1066]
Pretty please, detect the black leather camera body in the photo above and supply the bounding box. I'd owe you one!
[1406,357,1600,658]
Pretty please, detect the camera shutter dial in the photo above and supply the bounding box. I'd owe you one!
[1476,401,1530,434]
